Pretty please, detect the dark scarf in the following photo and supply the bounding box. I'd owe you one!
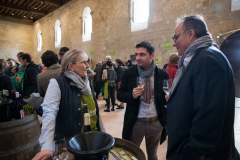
[137,60,155,104]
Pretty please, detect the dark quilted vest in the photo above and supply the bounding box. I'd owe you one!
[54,73,100,140]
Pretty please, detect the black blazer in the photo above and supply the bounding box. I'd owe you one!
[167,46,237,160]
[0,73,15,91]
[117,65,168,143]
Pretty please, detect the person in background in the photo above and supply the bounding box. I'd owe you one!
[127,59,135,68]
[19,54,43,110]
[4,58,16,76]
[101,56,117,106]
[102,61,117,112]
[165,54,179,81]
[118,41,168,160]
[87,58,96,89]
[11,52,26,93]
[123,61,128,70]
[0,59,15,91]
[37,50,61,98]
[94,61,103,99]
[115,59,124,109]
[33,50,105,160]
[166,15,238,160]
[162,63,168,70]
[58,47,69,65]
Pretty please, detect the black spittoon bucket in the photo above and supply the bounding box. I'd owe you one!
[66,131,115,160]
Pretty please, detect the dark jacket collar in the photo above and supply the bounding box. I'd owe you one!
[0,73,6,76]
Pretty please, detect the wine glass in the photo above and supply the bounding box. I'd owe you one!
[163,79,172,95]
[137,76,145,99]
[53,139,69,160]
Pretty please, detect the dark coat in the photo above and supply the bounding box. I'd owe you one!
[117,65,168,144]
[22,61,41,98]
[167,46,237,160]
[37,64,61,97]
[55,73,101,140]
[4,67,14,77]
[116,66,124,83]
[0,73,15,91]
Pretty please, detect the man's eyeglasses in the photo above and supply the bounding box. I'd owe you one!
[172,31,186,42]
[74,60,89,66]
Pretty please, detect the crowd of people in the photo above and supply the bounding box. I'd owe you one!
[0,14,239,160]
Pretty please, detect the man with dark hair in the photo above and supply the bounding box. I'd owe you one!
[127,59,135,68]
[4,58,16,76]
[118,41,168,160]
[37,50,61,97]
[166,15,238,160]
[0,59,15,91]
[115,58,124,109]
[58,47,69,64]
[94,61,103,99]
[20,53,43,109]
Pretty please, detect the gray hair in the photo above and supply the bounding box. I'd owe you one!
[105,55,112,60]
[61,49,88,72]
[176,15,209,38]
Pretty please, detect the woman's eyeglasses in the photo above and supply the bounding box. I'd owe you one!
[74,61,89,66]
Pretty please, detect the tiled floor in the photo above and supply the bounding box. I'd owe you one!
[99,96,240,160]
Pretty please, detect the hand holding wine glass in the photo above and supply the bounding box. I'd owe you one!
[163,79,172,95]
[133,76,145,99]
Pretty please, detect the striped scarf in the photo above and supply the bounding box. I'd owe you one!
[169,34,213,98]
[137,60,155,104]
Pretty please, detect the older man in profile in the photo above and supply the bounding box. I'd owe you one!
[166,15,238,160]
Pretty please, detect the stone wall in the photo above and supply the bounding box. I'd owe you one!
[1,0,239,68]
[31,0,240,68]
[0,19,34,61]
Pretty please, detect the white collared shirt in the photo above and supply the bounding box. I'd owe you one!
[138,73,158,118]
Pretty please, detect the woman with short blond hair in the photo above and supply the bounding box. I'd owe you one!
[33,50,105,160]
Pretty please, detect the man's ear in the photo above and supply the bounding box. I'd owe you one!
[188,29,196,41]
[151,52,155,59]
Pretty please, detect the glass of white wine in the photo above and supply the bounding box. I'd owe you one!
[53,139,69,160]
[137,76,145,99]
[163,79,172,95]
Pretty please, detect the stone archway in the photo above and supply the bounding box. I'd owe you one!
[220,31,240,97]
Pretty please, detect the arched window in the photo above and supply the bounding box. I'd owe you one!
[231,0,240,11]
[55,19,61,48]
[37,30,42,52]
[82,7,92,42]
[131,0,149,32]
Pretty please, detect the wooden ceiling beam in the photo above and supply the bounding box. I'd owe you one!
[34,0,62,7]
[0,13,34,23]
[0,2,47,16]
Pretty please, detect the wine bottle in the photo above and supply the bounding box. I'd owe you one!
[11,90,15,101]
[0,91,2,100]
[15,92,24,119]
[2,90,6,101]
[11,90,16,118]
[5,90,9,99]
[83,113,91,132]
[83,104,88,114]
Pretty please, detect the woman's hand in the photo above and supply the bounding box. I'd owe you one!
[32,150,53,160]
